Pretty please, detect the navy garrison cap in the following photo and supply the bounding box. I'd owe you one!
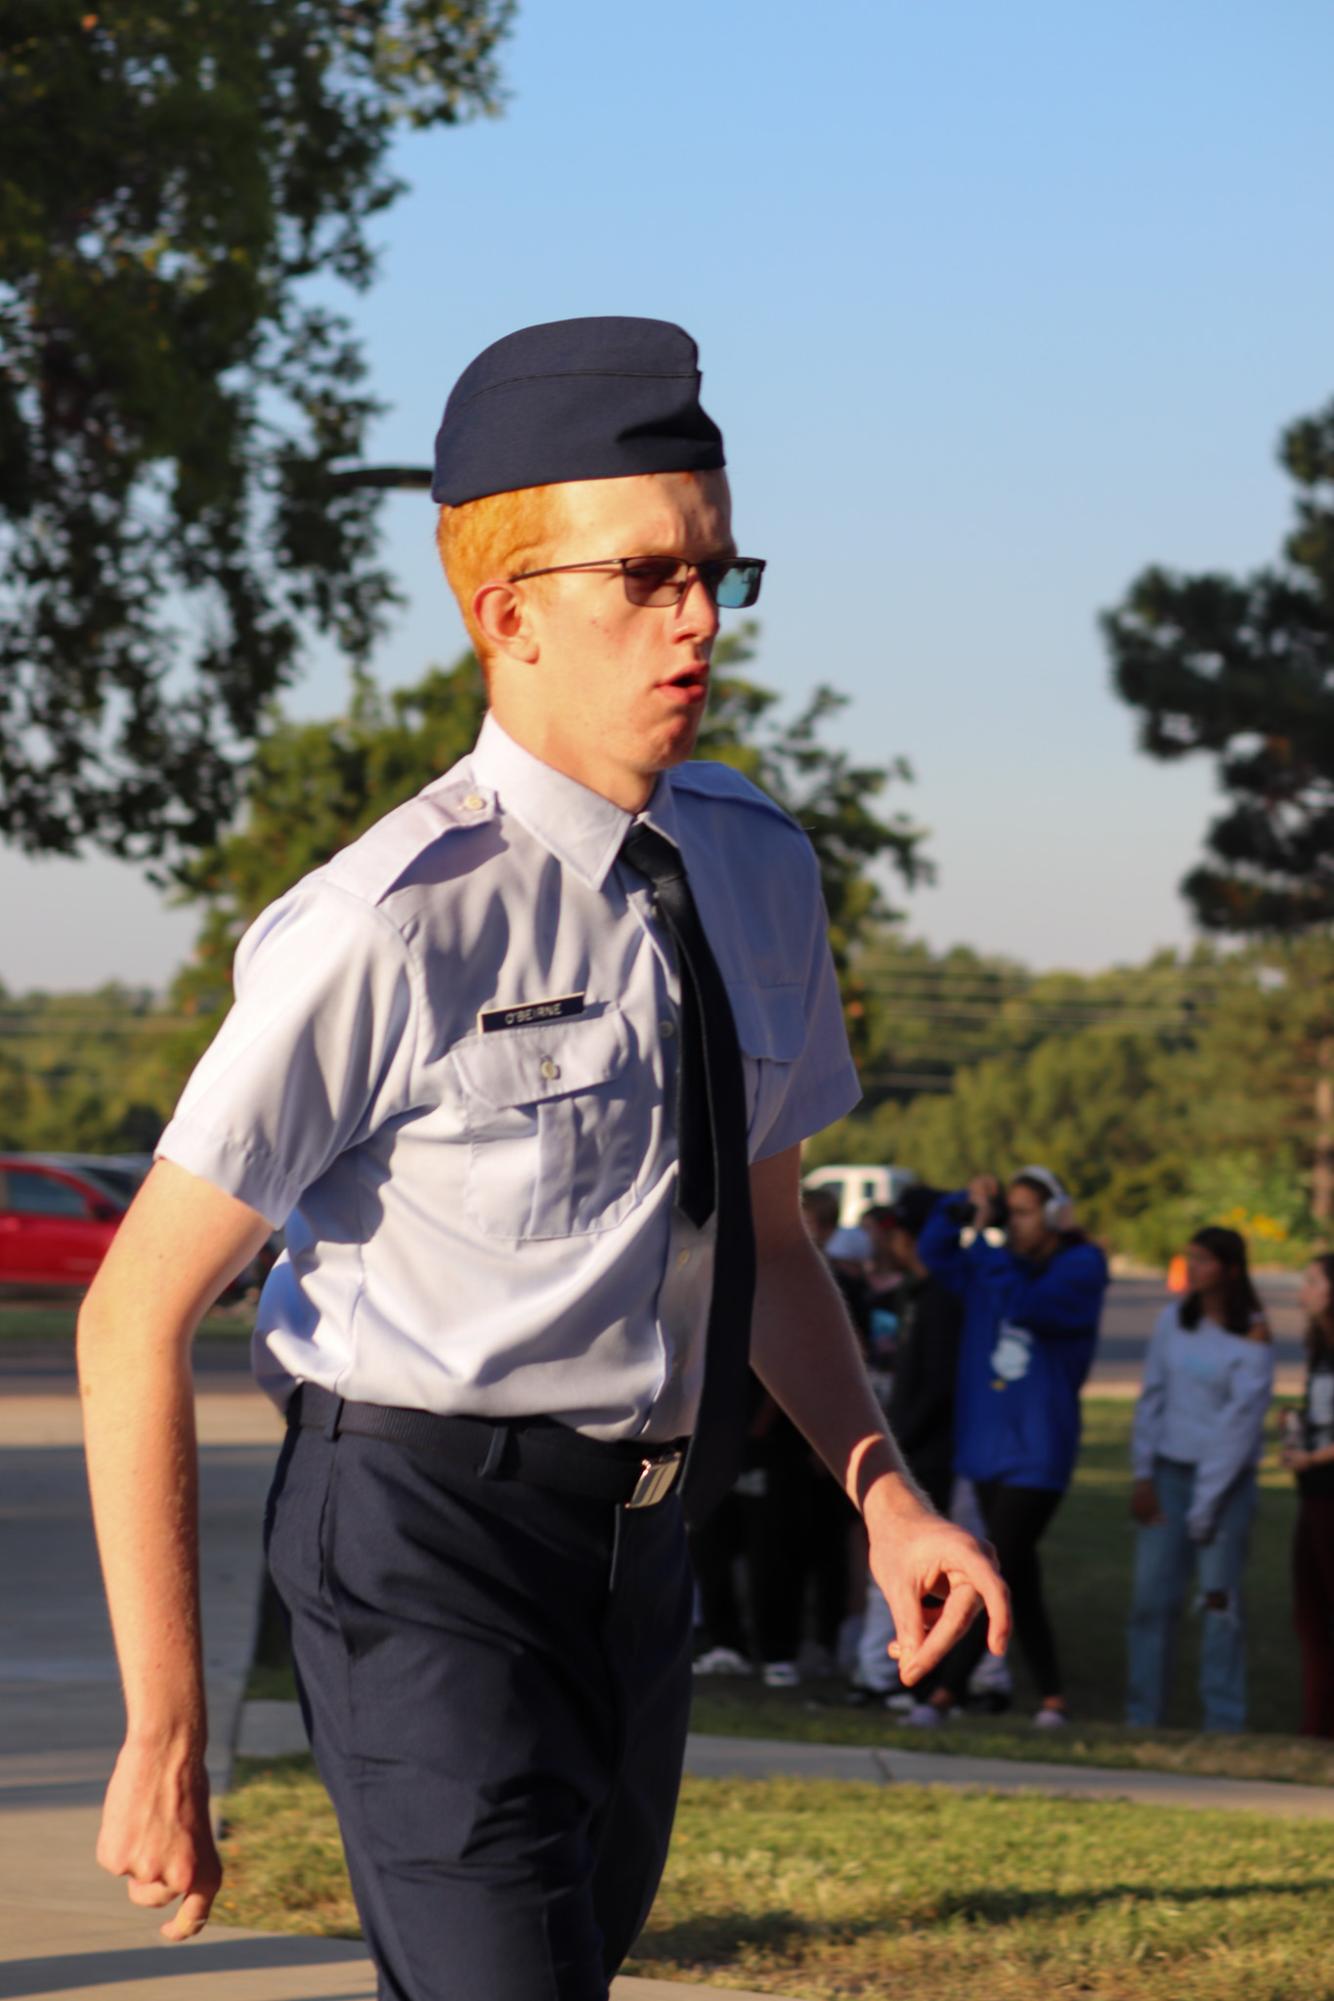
[430,316,726,506]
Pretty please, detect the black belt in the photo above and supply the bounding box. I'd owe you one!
[288,1383,687,1509]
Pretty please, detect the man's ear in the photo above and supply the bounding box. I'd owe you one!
[473,580,539,665]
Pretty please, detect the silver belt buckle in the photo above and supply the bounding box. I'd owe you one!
[626,1452,683,1509]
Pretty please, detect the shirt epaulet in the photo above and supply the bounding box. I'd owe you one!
[669,760,799,831]
[318,774,498,909]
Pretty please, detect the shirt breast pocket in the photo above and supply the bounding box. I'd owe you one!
[449,1007,646,1241]
[727,982,806,1155]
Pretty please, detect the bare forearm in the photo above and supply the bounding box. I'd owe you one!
[76,1162,271,1747]
[749,1236,928,1520]
[79,1307,209,1746]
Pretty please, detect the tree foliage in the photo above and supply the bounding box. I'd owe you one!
[805,938,1333,1264]
[1104,400,1334,932]
[0,0,512,862]
[0,981,186,1153]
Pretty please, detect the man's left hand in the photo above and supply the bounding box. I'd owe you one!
[867,1503,1011,1686]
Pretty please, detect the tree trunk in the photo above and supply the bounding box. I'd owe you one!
[1314,1036,1334,1226]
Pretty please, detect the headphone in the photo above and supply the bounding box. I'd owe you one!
[1013,1165,1073,1232]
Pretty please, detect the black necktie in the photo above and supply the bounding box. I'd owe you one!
[620,823,756,1522]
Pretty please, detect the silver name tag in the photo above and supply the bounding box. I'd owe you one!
[478,992,586,1034]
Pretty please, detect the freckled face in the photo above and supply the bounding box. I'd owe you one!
[503,469,735,807]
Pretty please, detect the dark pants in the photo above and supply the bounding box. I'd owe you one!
[688,1486,754,1658]
[1294,1492,1334,1738]
[936,1478,1064,1702]
[264,1418,694,2001]
[747,1422,853,1665]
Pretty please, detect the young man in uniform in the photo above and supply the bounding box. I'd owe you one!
[79,317,1009,2001]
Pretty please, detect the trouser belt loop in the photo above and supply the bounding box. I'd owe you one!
[477,1423,511,1479]
[608,1502,625,1595]
[322,1393,345,1442]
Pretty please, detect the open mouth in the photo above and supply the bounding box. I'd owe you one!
[661,665,710,700]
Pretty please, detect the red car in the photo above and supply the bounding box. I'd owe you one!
[0,1155,126,1291]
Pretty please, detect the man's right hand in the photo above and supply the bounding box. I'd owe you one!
[968,1173,1001,1229]
[1129,1478,1163,1527]
[96,1737,222,1941]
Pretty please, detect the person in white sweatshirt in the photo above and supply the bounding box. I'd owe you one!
[1126,1227,1274,1731]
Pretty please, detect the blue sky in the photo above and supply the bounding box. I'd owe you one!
[6,0,1334,989]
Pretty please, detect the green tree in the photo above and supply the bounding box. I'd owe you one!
[805,939,1327,1264]
[1104,400,1334,934]
[695,625,930,1012]
[0,1,512,863]
[0,982,184,1151]
[1104,403,1334,1218]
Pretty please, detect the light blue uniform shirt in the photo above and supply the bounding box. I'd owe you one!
[158,715,860,1441]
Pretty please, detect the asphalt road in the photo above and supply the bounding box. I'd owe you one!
[1096,1273,1304,1392]
[0,1274,1309,1396]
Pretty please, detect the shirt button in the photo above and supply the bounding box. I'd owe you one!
[676,1249,691,1269]
[539,1057,561,1081]
[462,791,486,812]
[659,1019,676,1039]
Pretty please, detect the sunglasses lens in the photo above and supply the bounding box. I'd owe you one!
[714,562,763,609]
[621,558,687,606]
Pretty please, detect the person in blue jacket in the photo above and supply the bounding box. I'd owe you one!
[911,1168,1109,1728]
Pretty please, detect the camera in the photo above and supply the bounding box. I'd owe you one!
[944,1191,1009,1228]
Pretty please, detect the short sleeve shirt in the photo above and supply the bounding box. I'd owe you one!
[157,716,860,1441]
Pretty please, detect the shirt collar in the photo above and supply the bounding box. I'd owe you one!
[471,712,682,891]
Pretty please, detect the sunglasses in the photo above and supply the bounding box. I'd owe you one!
[507,554,766,610]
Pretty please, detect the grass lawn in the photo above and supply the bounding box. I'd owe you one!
[216,1761,1334,1999]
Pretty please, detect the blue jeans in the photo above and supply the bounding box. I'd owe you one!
[1126,1456,1257,1731]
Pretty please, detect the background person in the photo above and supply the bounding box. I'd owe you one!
[688,1371,770,1678]
[911,1168,1108,1728]
[1282,1253,1334,1738]
[852,1186,961,1705]
[1126,1226,1274,1732]
[750,1199,869,1687]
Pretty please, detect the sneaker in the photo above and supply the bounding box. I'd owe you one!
[692,1646,751,1678]
[1033,1703,1069,1731]
[884,1690,916,1715]
[901,1700,952,1729]
[761,1660,801,1689]
[845,1680,890,1708]
[967,1652,1013,1702]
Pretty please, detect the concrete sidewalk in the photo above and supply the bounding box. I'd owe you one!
[682,1731,1334,1818]
[238,1705,1334,1822]
[0,1386,781,2000]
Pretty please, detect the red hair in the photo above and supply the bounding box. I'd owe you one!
[435,485,567,666]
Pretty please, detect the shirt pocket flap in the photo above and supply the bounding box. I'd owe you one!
[450,1007,632,1110]
[727,983,806,1062]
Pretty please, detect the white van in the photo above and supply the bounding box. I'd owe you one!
[801,1163,916,1228]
